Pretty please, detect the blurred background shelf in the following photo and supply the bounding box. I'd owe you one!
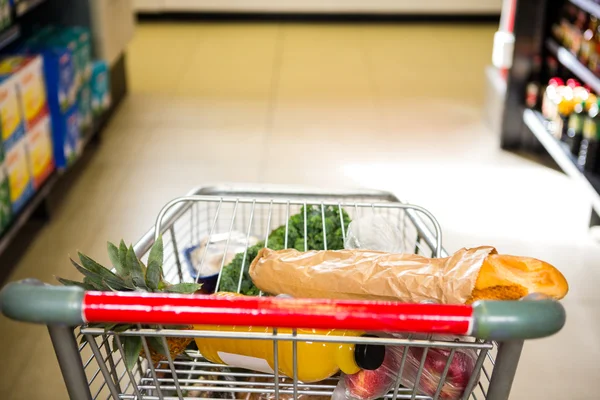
[523,109,600,215]
[0,25,20,52]
[0,110,107,258]
[569,0,600,18]
[16,0,46,16]
[546,38,600,93]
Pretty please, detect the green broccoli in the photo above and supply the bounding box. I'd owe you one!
[217,205,351,295]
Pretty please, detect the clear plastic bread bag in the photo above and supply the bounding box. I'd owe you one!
[333,335,479,400]
[344,214,405,253]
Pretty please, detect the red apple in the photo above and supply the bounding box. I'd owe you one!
[408,347,477,400]
[344,347,400,400]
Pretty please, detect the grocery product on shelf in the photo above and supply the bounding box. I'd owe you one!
[566,101,586,155]
[0,157,11,232]
[4,135,33,213]
[90,61,110,117]
[194,293,377,383]
[579,100,600,173]
[25,115,54,189]
[77,79,92,133]
[56,237,203,371]
[0,71,26,149]
[0,56,49,130]
[50,105,80,167]
[249,247,568,304]
[552,3,600,76]
[0,0,12,31]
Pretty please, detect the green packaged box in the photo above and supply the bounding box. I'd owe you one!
[0,158,12,233]
[78,78,92,133]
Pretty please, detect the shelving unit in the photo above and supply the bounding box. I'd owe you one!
[0,25,20,51]
[15,0,46,17]
[500,0,600,226]
[0,112,106,256]
[0,0,130,279]
[546,38,600,93]
[523,109,600,215]
[569,0,600,18]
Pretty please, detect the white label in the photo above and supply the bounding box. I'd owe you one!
[217,352,274,374]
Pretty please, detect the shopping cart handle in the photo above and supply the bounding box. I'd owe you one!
[1,280,566,340]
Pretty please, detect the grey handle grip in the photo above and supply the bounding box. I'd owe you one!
[1,280,85,326]
[471,298,566,340]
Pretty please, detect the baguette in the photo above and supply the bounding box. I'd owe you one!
[249,247,568,304]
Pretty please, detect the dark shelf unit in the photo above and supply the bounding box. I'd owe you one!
[0,113,104,256]
[0,25,20,52]
[16,0,46,17]
[523,109,600,212]
[569,0,600,18]
[500,0,600,225]
[546,38,600,92]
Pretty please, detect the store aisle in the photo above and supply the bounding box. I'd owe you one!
[1,21,598,399]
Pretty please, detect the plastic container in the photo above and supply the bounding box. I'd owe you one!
[194,295,384,383]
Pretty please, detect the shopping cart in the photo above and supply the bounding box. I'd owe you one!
[0,185,566,400]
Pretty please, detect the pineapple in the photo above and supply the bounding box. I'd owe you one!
[57,236,202,371]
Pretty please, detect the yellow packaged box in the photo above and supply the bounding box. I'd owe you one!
[25,115,54,189]
[0,55,49,129]
[5,135,34,213]
[0,74,25,149]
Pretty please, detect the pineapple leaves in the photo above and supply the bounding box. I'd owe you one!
[146,236,164,290]
[70,257,132,291]
[146,336,168,357]
[119,240,128,273]
[121,336,143,372]
[126,245,148,290]
[107,241,126,276]
[56,277,95,290]
[164,282,202,294]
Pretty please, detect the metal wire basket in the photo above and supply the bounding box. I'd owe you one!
[0,185,566,400]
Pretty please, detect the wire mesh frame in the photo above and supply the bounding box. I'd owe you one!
[77,195,498,400]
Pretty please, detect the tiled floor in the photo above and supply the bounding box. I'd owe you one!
[1,20,598,399]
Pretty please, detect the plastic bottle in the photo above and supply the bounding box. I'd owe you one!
[579,100,600,172]
[552,86,574,140]
[567,101,586,154]
[193,295,384,383]
[542,78,563,120]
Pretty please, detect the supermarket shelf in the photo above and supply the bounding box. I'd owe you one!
[16,0,46,16]
[0,25,20,52]
[569,0,600,19]
[0,113,105,256]
[0,173,58,256]
[546,39,600,93]
[523,108,600,215]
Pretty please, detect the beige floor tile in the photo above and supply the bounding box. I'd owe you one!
[175,23,280,99]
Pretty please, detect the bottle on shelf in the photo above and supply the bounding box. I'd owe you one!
[571,9,588,56]
[579,100,600,172]
[542,78,564,120]
[552,84,575,140]
[566,101,586,154]
[526,56,542,109]
[580,15,598,66]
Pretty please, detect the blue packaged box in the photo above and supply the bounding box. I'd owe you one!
[51,105,80,168]
[90,61,110,117]
[21,42,77,115]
